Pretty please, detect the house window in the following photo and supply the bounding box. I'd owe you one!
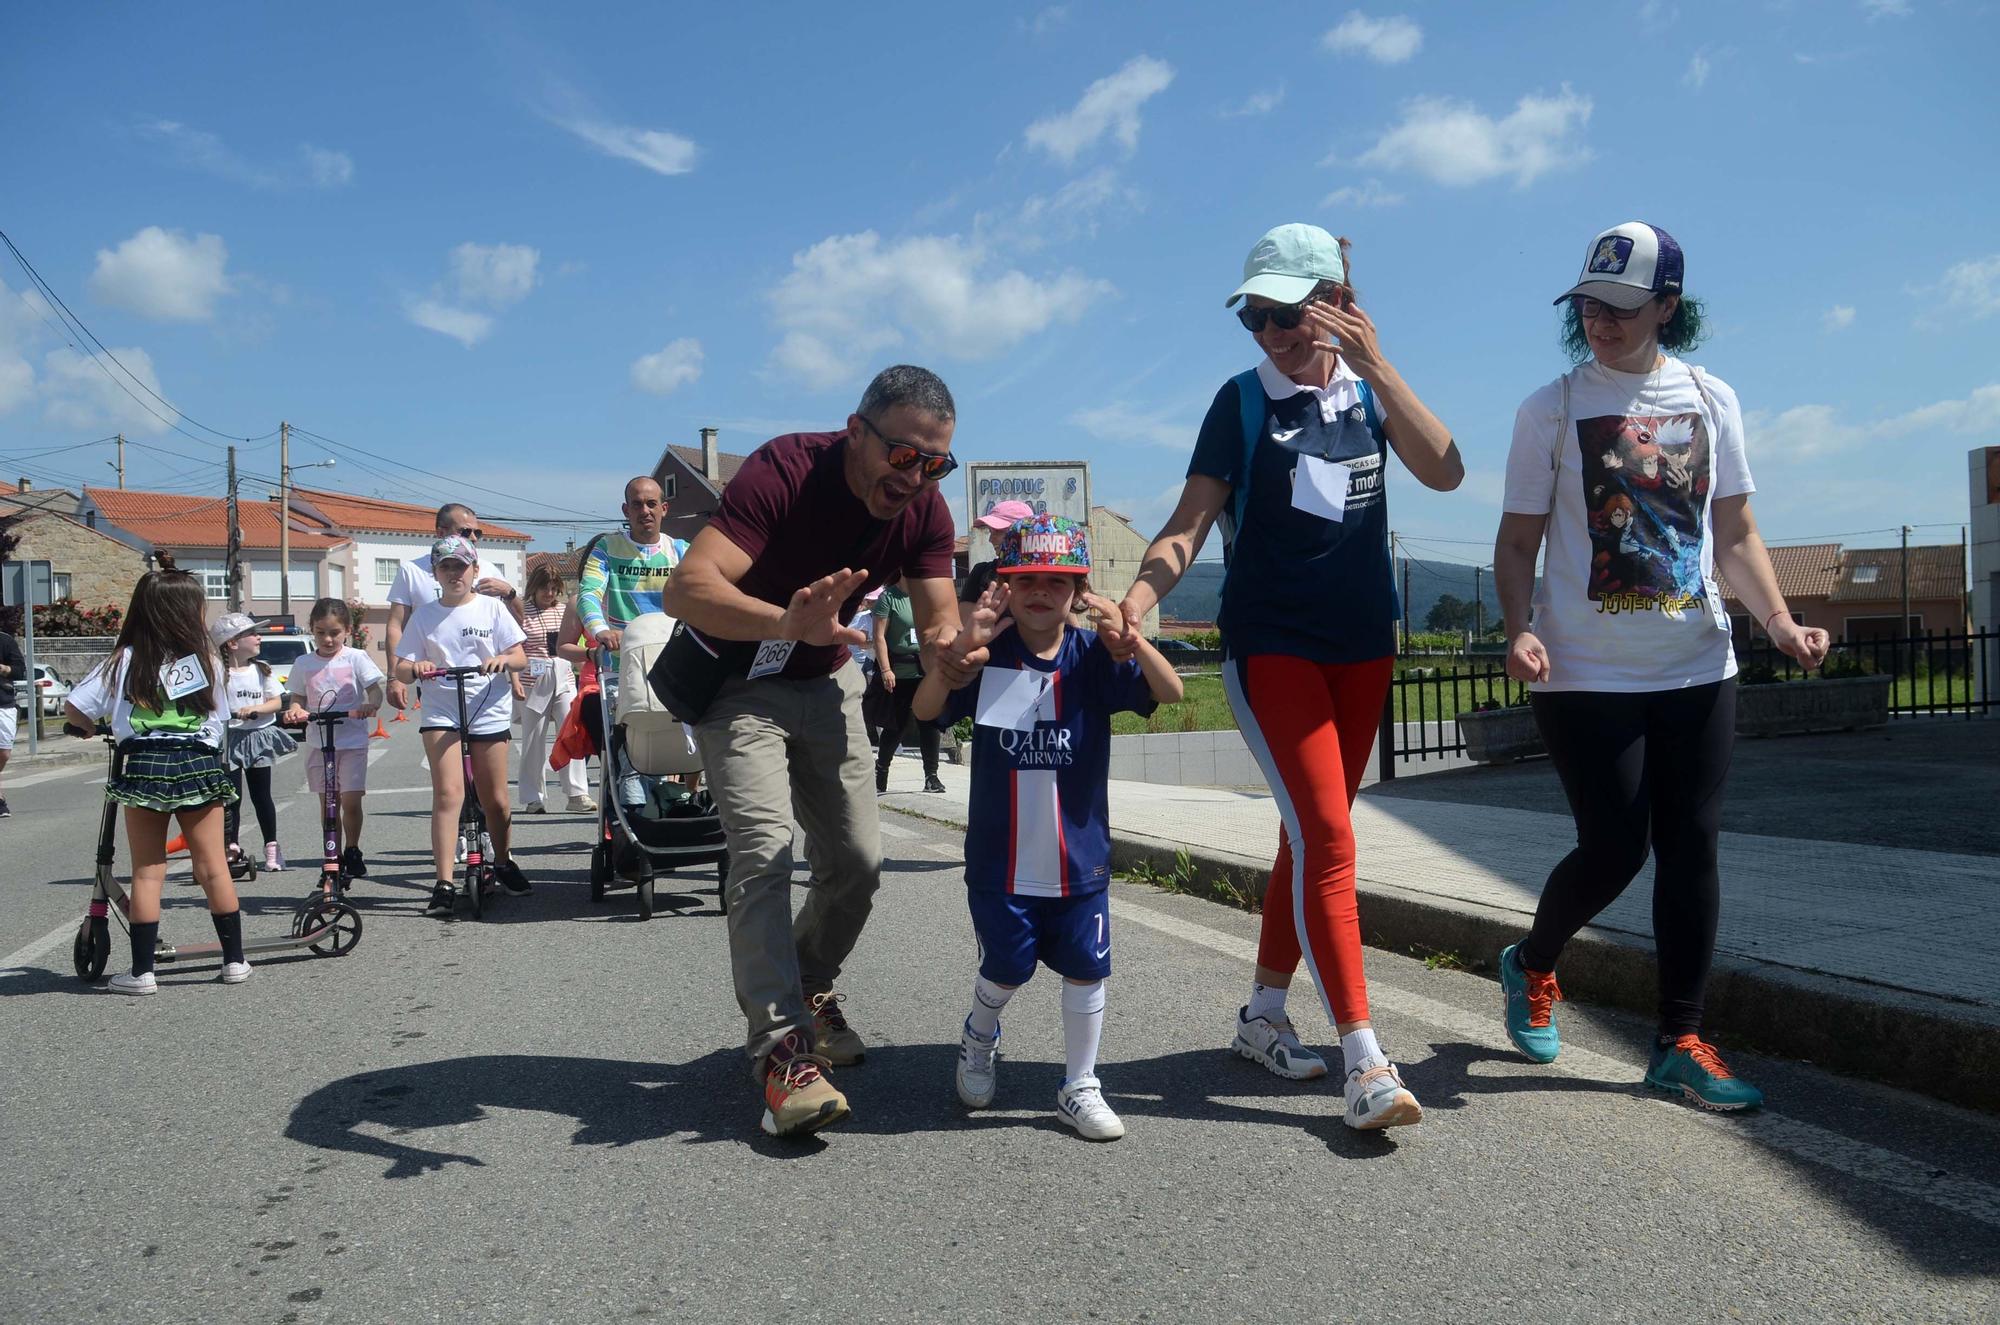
[327,564,346,598]
[52,572,72,600]
[250,562,317,600]
[375,558,399,585]
[1851,565,1882,584]
[663,475,677,500]
[1842,614,1921,642]
[199,570,230,601]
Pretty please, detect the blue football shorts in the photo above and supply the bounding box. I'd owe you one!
[966,888,1112,985]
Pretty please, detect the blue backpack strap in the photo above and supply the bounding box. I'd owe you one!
[1357,378,1382,438]
[1228,368,1265,549]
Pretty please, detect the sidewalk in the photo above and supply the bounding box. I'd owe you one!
[880,734,2000,1113]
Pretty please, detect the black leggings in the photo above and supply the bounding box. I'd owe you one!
[1517,679,1735,1038]
[875,672,939,777]
[224,764,278,850]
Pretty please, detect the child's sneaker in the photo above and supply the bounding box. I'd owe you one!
[521,800,545,814]
[760,1031,850,1137]
[808,991,865,1065]
[264,841,284,872]
[341,845,368,878]
[496,860,532,896]
[1499,943,1562,1064]
[1342,1055,1422,1131]
[107,971,157,996]
[424,881,456,917]
[1644,1035,1763,1112]
[1231,1007,1328,1080]
[956,1020,1000,1109]
[219,961,252,985]
[1055,1076,1125,1141]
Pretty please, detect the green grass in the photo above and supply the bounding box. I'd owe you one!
[1888,673,1976,709]
[1109,668,1528,735]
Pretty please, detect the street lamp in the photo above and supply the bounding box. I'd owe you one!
[279,454,335,623]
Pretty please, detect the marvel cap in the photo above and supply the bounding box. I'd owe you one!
[974,499,1036,531]
[207,611,264,647]
[1226,223,1347,308]
[996,512,1090,576]
[1554,221,1685,310]
[430,534,478,567]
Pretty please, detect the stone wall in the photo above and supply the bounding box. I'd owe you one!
[5,510,150,609]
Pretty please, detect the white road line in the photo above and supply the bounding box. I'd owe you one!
[2,764,97,790]
[879,821,919,840]
[1110,896,2000,1231]
[0,917,82,975]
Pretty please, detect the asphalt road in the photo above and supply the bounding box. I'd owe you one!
[3,726,1998,1324]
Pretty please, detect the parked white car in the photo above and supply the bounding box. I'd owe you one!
[255,633,312,691]
[13,663,71,717]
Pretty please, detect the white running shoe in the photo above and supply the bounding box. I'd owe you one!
[219,961,252,985]
[1055,1076,1126,1141]
[956,1020,1000,1109]
[1342,1055,1422,1131]
[1231,1007,1329,1080]
[264,842,285,872]
[108,971,157,996]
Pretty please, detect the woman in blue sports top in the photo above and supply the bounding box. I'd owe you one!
[1119,222,1463,1131]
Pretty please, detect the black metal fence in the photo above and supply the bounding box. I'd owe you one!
[1374,629,1998,780]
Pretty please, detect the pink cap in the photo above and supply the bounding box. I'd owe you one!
[975,499,1036,530]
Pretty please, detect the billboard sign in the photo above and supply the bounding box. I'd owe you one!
[965,461,1091,536]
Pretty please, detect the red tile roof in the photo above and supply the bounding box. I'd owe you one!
[85,487,345,551]
[1715,543,1841,605]
[286,488,530,542]
[1830,544,1966,604]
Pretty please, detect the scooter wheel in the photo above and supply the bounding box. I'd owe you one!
[636,877,654,921]
[589,843,611,900]
[73,916,111,981]
[467,869,485,921]
[303,900,363,957]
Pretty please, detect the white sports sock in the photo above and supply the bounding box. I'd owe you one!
[1246,981,1288,1024]
[1340,1027,1383,1074]
[1061,980,1106,1082]
[967,976,1016,1039]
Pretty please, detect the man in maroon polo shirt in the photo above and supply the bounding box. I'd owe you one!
[664,364,974,1137]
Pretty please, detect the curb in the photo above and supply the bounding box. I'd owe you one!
[3,741,105,772]
[888,802,2000,1114]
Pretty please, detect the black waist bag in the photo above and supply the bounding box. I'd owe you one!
[646,621,754,725]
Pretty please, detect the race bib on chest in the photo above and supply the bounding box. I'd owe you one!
[747,639,796,680]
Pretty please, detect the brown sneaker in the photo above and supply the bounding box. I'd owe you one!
[760,1031,850,1137]
[808,991,866,1065]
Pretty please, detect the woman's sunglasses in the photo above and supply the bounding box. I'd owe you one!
[1571,295,1650,322]
[1235,290,1347,335]
[860,416,960,480]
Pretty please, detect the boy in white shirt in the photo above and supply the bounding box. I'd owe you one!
[393,535,532,917]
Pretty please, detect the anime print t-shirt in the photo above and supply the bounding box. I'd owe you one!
[1502,357,1755,692]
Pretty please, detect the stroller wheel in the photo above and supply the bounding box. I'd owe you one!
[636,877,654,921]
[589,842,611,900]
[73,916,111,981]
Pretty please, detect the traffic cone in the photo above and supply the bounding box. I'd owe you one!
[370,715,391,740]
[165,833,188,855]
[392,708,409,722]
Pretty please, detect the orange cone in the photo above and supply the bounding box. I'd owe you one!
[392,709,409,722]
[370,715,391,740]
[165,833,188,855]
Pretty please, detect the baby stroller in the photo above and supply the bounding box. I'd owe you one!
[588,611,729,919]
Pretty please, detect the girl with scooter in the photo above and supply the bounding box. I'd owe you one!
[393,535,533,917]
[282,599,386,880]
[215,613,296,875]
[63,554,251,993]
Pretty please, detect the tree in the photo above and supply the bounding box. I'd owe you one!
[1426,593,1474,633]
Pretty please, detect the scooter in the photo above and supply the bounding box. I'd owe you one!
[70,726,362,982]
[429,664,498,920]
[294,707,354,904]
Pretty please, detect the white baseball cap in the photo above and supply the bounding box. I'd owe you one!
[1554,221,1685,310]
[208,611,265,646]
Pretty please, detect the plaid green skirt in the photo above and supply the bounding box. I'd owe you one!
[108,739,239,813]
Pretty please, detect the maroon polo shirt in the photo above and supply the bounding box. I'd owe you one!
[705,431,956,679]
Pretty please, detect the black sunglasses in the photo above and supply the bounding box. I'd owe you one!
[860,416,959,481]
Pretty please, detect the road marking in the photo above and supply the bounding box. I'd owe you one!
[0,918,82,975]
[1110,896,2000,1231]
[2,763,97,790]
[879,821,919,840]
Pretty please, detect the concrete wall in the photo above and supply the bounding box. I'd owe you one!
[1088,508,1158,637]
[1108,730,1263,789]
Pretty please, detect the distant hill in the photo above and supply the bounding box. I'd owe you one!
[1161,557,1504,634]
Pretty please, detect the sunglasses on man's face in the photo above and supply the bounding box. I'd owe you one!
[860,415,960,481]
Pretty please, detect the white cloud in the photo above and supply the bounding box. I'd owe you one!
[139,121,354,190]
[1823,304,1857,331]
[1887,384,2000,437]
[631,338,704,395]
[1322,12,1424,64]
[1684,52,1712,89]
[1930,255,2000,320]
[0,353,32,414]
[1025,56,1175,165]
[405,300,493,348]
[1862,0,1911,18]
[450,243,540,307]
[1070,402,1192,449]
[88,227,232,321]
[985,167,1141,251]
[39,345,170,435]
[1321,179,1405,209]
[1024,5,1068,34]
[1748,384,2000,462]
[554,116,698,176]
[1357,86,1592,187]
[1222,84,1286,118]
[768,231,1111,389]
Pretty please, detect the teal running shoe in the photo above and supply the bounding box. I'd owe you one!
[1644,1035,1764,1112]
[1498,943,1561,1064]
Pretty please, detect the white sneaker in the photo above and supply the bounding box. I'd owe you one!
[1231,1007,1329,1080]
[956,1020,1000,1109]
[1055,1076,1126,1141]
[219,961,252,985]
[1342,1055,1422,1131]
[566,795,599,814]
[108,971,157,996]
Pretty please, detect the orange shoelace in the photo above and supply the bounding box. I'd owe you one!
[1673,1035,1735,1079]
[1524,969,1562,1027]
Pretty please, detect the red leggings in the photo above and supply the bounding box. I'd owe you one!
[1225,653,1393,1026]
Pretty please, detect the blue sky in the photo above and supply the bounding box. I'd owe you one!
[3,1,1997,568]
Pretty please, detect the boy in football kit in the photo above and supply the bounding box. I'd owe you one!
[914,514,1183,1140]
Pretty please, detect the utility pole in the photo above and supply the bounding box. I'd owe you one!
[115,434,125,489]
[1473,565,1485,639]
[1900,524,1912,640]
[279,421,290,624]
[225,445,243,611]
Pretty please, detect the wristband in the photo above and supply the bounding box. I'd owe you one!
[1763,609,1790,635]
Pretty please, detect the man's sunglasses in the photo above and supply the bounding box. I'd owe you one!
[455,526,483,538]
[860,416,959,480]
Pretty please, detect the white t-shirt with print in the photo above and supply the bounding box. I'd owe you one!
[286,647,388,750]
[396,593,526,736]
[387,553,441,610]
[67,649,230,748]
[1502,356,1755,692]
[226,665,282,731]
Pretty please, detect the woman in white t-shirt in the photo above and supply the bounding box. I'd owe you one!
[1492,222,1831,1111]
[393,535,531,917]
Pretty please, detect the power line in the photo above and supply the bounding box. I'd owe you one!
[288,424,608,521]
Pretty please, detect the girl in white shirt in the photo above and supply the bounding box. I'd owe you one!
[63,555,252,994]
[215,614,296,873]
